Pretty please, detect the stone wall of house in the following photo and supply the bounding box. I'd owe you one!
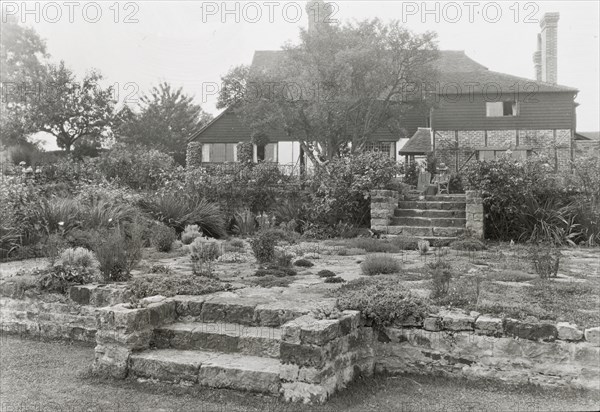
[433,129,573,172]
[370,189,400,232]
[375,310,600,390]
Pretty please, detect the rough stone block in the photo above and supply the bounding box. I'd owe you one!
[69,284,97,305]
[423,317,442,332]
[281,315,316,344]
[442,311,475,331]
[96,328,152,350]
[556,322,584,341]
[338,311,360,335]
[279,363,300,382]
[504,319,557,342]
[475,316,503,336]
[584,327,600,346]
[300,319,341,346]
[280,342,327,368]
[92,344,131,379]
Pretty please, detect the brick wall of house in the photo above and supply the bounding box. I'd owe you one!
[433,128,573,173]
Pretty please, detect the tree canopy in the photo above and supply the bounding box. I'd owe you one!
[219,18,439,165]
[115,82,212,165]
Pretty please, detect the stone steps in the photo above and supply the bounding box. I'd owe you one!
[391,216,466,228]
[172,291,337,327]
[129,348,281,394]
[405,195,466,202]
[384,226,465,237]
[394,208,466,218]
[153,321,281,359]
[398,200,466,210]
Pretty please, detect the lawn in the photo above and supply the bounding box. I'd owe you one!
[1,335,598,412]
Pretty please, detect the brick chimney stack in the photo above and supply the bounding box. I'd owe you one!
[540,12,559,84]
[533,34,542,81]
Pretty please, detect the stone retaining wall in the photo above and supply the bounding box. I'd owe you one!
[93,296,176,378]
[465,190,484,239]
[279,311,375,403]
[375,310,600,390]
[0,283,131,344]
[370,189,400,232]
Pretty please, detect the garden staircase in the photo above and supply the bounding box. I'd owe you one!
[390,193,467,244]
[122,288,373,402]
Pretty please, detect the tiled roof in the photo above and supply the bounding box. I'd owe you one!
[399,128,432,154]
[575,131,600,141]
[251,50,578,94]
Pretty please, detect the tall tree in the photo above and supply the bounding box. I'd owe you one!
[29,61,116,152]
[219,18,439,165]
[0,16,48,146]
[116,82,212,165]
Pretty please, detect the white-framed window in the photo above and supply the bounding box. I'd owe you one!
[201,143,237,162]
[486,101,518,117]
[364,141,396,158]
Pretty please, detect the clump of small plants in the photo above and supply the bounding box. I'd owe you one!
[324,276,346,284]
[293,258,314,267]
[360,254,401,276]
[417,239,430,255]
[317,269,336,278]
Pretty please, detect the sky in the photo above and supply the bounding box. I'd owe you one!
[5,0,600,139]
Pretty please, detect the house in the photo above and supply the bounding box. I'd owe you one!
[188,10,580,173]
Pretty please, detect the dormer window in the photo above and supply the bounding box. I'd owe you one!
[486,101,518,117]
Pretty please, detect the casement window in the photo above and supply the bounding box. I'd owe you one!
[486,101,518,117]
[201,143,237,162]
[257,143,277,162]
[364,141,396,159]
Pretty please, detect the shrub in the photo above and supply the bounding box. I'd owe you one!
[217,252,249,263]
[337,247,366,256]
[450,238,487,251]
[33,198,84,236]
[59,247,99,271]
[189,237,221,262]
[181,224,202,245]
[37,265,90,294]
[129,274,228,298]
[324,276,346,284]
[428,260,453,298]
[317,269,336,278]
[232,209,257,236]
[0,225,20,260]
[464,156,579,243]
[529,243,561,278]
[294,258,314,267]
[333,277,429,327]
[91,229,135,282]
[149,264,173,275]
[307,152,401,226]
[403,161,419,187]
[417,239,430,255]
[254,267,297,277]
[151,223,177,252]
[94,143,180,190]
[274,250,293,268]
[250,231,277,264]
[361,254,401,276]
[190,238,221,277]
[140,195,226,238]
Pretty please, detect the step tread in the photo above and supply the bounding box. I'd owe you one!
[131,348,281,372]
[130,349,281,394]
[157,321,282,341]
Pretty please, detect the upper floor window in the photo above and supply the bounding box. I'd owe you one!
[486,101,518,117]
[364,141,396,159]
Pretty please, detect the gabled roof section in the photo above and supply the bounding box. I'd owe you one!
[440,70,578,94]
[399,128,432,154]
[251,50,578,94]
[575,131,600,141]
